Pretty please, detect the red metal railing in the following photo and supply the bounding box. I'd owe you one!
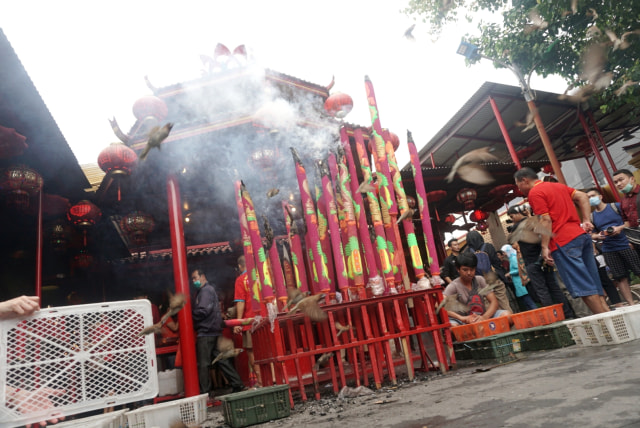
[252,289,454,407]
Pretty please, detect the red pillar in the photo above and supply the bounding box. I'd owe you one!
[35,189,43,301]
[587,110,617,172]
[578,112,620,202]
[167,174,199,397]
[430,152,436,168]
[489,96,521,169]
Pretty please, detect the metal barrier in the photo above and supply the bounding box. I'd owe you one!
[252,289,455,407]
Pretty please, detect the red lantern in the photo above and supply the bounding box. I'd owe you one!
[98,142,137,175]
[476,220,489,232]
[541,164,554,175]
[132,96,168,122]
[0,126,28,159]
[444,214,456,224]
[120,211,155,246]
[0,165,43,211]
[470,209,488,222]
[426,190,447,202]
[98,142,138,201]
[406,195,416,209]
[67,200,102,228]
[73,250,94,269]
[324,92,353,119]
[456,188,477,210]
[250,147,278,170]
[488,184,521,203]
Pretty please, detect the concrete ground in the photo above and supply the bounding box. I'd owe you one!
[204,339,640,428]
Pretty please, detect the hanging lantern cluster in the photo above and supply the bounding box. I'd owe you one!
[456,188,477,210]
[120,211,155,246]
[324,92,353,119]
[0,165,43,211]
[73,249,94,269]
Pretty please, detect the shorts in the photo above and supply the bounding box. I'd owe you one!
[242,330,253,349]
[603,247,640,279]
[552,233,603,297]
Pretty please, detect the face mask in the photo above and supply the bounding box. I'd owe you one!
[589,196,601,206]
[193,280,201,288]
[622,183,634,194]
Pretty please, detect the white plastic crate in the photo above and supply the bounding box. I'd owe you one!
[0,300,158,428]
[158,369,184,396]
[51,408,128,428]
[564,307,640,347]
[125,393,208,428]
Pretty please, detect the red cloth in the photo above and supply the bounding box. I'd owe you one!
[528,180,585,251]
[619,184,640,227]
[233,272,255,331]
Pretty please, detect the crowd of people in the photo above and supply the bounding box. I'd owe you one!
[440,167,640,326]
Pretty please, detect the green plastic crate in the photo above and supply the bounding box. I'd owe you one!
[519,322,575,351]
[222,384,291,428]
[464,331,524,360]
[453,342,473,360]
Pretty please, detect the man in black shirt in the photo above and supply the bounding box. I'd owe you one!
[507,206,575,318]
[441,238,461,284]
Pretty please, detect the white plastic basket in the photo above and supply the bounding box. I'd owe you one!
[564,306,640,347]
[125,393,208,428]
[51,408,128,428]
[0,300,158,428]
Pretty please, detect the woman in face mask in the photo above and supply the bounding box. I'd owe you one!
[586,187,640,306]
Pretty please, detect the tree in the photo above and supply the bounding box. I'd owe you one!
[405,0,640,115]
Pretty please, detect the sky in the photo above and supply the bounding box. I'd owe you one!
[1,0,568,169]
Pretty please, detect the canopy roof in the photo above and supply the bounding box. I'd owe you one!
[416,82,640,168]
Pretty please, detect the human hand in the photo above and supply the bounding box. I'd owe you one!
[9,387,65,427]
[233,326,242,335]
[539,246,553,265]
[0,296,40,319]
[611,226,622,236]
[581,221,594,233]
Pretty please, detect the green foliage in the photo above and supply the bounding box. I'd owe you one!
[405,0,640,116]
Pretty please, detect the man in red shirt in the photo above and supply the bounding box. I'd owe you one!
[613,169,640,228]
[233,256,261,387]
[514,168,608,314]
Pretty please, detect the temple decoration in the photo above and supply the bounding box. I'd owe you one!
[48,220,72,253]
[406,195,416,209]
[0,165,43,211]
[133,95,168,123]
[324,92,353,119]
[67,200,102,228]
[444,214,456,224]
[120,211,155,246]
[488,184,521,204]
[385,130,400,151]
[476,221,489,232]
[425,190,447,221]
[0,126,28,159]
[456,188,477,210]
[541,164,554,175]
[469,209,488,223]
[98,142,138,201]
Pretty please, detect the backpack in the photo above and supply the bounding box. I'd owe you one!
[474,243,493,275]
